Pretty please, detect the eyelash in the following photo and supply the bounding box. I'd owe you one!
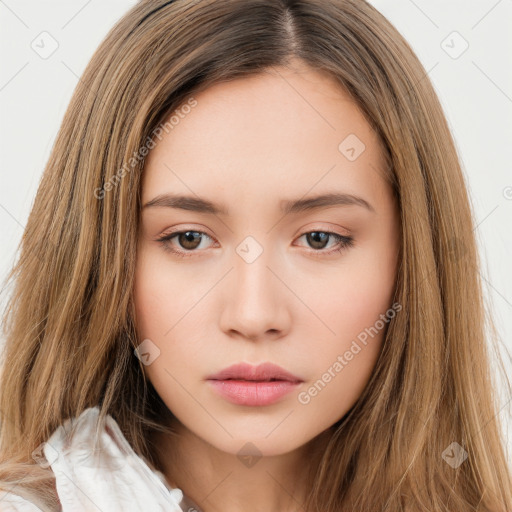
[155,229,355,259]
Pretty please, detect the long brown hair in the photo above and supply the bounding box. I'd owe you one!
[0,0,510,510]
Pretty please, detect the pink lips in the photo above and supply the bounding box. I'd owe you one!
[206,362,303,406]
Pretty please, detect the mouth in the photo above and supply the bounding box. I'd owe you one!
[206,362,303,384]
[217,377,295,382]
[206,378,302,406]
[206,362,303,406]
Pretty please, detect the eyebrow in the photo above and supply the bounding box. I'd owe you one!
[142,192,375,215]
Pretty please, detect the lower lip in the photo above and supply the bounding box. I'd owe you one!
[206,379,301,406]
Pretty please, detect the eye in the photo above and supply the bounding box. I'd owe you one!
[155,229,354,258]
[156,230,215,258]
[294,231,354,256]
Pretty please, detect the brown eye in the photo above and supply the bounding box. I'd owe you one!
[156,229,354,259]
[175,231,203,250]
[296,231,354,255]
[156,230,215,258]
[305,232,330,250]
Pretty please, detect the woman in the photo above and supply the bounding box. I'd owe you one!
[0,0,510,511]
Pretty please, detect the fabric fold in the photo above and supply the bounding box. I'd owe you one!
[41,406,184,512]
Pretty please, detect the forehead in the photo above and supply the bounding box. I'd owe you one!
[141,63,388,211]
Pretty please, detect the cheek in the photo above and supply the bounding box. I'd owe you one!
[132,251,206,387]
[132,266,195,416]
[133,274,168,342]
[295,244,397,417]
[133,249,198,338]
[296,294,390,430]
[306,253,397,347]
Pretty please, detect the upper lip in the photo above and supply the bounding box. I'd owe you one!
[207,362,303,383]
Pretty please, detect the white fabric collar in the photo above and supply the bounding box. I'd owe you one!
[41,406,185,511]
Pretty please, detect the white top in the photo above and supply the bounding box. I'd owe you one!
[0,407,185,511]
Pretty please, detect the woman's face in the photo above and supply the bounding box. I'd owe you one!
[134,60,400,456]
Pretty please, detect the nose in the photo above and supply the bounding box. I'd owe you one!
[218,245,291,342]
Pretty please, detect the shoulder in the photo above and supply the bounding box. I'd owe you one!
[0,491,45,512]
[39,406,183,510]
[0,407,183,511]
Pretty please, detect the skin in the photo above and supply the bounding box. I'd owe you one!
[133,58,400,512]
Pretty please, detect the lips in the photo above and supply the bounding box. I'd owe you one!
[206,362,303,383]
[206,362,303,406]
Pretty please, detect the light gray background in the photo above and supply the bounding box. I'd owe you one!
[1,0,511,464]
